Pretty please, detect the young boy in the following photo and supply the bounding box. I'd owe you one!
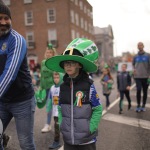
[117,64,132,114]
[47,72,63,149]
[45,38,103,150]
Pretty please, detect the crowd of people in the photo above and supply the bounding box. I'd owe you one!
[0,1,150,150]
[99,42,150,114]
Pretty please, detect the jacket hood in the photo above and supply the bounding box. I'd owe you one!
[54,72,64,87]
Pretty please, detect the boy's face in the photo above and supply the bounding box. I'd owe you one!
[63,61,82,78]
[53,74,60,85]
[121,65,127,72]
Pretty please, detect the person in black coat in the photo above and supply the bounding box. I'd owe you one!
[117,64,132,114]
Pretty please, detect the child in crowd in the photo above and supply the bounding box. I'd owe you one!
[45,38,103,150]
[47,72,63,149]
[100,68,113,108]
[117,64,132,114]
[40,44,57,133]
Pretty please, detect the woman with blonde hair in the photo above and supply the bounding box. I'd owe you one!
[40,43,57,132]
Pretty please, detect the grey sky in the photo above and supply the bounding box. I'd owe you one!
[88,0,150,56]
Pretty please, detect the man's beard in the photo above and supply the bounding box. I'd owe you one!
[0,24,11,36]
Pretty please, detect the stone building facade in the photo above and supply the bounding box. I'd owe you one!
[94,25,114,64]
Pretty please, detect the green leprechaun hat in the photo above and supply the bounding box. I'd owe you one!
[45,38,99,73]
[35,89,47,109]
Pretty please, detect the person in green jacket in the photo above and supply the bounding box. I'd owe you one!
[40,43,57,133]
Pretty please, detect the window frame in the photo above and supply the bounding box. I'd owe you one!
[25,11,33,26]
[24,0,32,4]
[79,1,83,10]
[4,0,10,5]
[75,13,79,26]
[26,32,35,49]
[47,8,56,23]
[71,29,75,40]
[70,10,75,24]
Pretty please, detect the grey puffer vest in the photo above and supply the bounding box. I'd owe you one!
[59,73,98,145]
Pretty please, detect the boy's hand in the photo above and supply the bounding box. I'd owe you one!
[126,86,130,90]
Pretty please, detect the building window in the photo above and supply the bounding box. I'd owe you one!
[26,32,35,49]
[71,29,75,40]
[4,0,10,5]
[87,9,90,16]
[47,8,56,23]
[79,1,83,10]
[80,17,84,28]
[88,23,91,33]
[90,11,93,19]
[75,13,79,26]
[25,11,33,26]
[91,26,94,34]
[84,6,87,13]
[24,0,32,4]
[84,20,87,31]
[70,10,75,24]
[75,0,78,5]
[48,29,58,48]
[76,32,79,38]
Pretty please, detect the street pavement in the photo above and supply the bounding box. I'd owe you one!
[4,73,150,150]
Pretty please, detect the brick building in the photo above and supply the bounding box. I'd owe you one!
[4,0,94,67]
